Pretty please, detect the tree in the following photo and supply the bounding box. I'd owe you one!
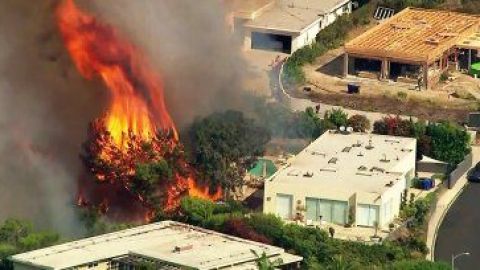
[296,107,326,139]
[0,219,60,268]
[325,108,348,128]
[347,114,370,132]
[131,159,173,205]
[426,122,471,165]
[188,110,271,195]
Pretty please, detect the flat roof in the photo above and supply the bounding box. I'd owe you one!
[225,0,274,19]
[11,221,302,270]
[268,131,416,198]
[345,8,480,63]
[244,0,350,34]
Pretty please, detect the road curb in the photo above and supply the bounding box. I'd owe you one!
[429,181,468,261]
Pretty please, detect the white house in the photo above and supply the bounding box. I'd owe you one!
[11,221,302,270]
[263,131,417,229]
[229,0,352,54]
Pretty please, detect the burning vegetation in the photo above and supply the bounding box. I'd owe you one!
[56,0,221,221]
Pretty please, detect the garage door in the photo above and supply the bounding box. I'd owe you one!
[251,32,292,54]
[276,194,293,219]
[357,204,379,227]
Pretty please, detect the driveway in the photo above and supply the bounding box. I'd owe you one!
[435,183,480,269]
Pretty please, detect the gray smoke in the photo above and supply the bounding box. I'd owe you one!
[0,0,250,235]
[0,0,106,236]
[86,0,249,128]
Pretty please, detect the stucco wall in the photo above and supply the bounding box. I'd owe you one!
[13,263,43,270]
[263,139,416,228]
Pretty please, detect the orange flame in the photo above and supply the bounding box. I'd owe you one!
[57,0,222,211]
[56,0,176,148]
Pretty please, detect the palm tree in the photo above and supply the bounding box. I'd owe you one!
[251,250,283,270]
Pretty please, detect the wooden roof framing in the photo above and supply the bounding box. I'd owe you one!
[345,8,480,64]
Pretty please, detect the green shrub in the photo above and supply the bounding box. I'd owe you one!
[325,108,348,128]
[347,114,371,132]
[388,260,450,270]
[397,91,408,101]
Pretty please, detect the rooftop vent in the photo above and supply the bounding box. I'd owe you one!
[342,147,352,153]
[380,154,390,163]
[365,139,374,150]
[358,165,367,171]
[311,151,326,157]
[303,171,314,178]
[352,140,362,147]
[320,167,337,172]
[370,166,385,173]
[173,245,193,253]
[385,139,400,144]
[357,151,364,157]
[385,181,394,187]
[356,172,373,176]
[328,157,338,164]
[287,169,301,176]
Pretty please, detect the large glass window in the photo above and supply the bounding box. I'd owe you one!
[357,204,379,227]
[306,198,347,224]
[276,194,293,219]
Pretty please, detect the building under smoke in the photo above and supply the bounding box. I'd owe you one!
[227,0,352,54]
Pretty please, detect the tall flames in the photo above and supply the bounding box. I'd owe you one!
[56,0,221,220]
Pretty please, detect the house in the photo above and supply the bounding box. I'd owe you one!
[263,131,416,229]
[11,221,302,270]
[227,0,352,54]
[344,8,480,89]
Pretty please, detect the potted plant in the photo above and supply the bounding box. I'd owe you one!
[329,227,335,238]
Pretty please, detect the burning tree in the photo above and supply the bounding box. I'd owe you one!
[56,0,221,221]
[80,120,190,212]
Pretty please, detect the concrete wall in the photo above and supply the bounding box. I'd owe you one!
[264,139,416,228]
[13,260,111,270]
[13,263,42,270]
[291,20,321,52]
[323,2,351,26]
[241,1,352,54]
[264,178,354,220]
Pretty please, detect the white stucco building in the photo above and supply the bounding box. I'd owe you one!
[229,0,352,54]
[11,221,302,270]
[263,131,417,229]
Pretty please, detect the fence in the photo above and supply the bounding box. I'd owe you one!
[447,152,473,189]
[416,161,448,175]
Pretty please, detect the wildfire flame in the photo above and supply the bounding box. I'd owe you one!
[56,0,176,148]
[56,0,221,217]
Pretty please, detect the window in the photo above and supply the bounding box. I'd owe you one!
[382,199,393,224]
[357,204,379,227]
[306,198,347,224]
[276,194,293,219]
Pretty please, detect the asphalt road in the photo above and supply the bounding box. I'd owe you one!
[435,183,480,269]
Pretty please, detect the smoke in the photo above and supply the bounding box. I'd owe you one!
[0,0,106,236]
[0,0,250,235]
[85,0,249,128]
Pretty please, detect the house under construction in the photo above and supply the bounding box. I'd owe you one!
[344,8,480,89]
